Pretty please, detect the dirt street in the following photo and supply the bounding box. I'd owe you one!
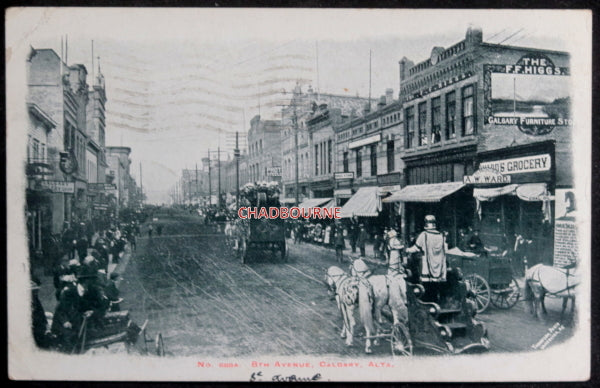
[117,212,575,358]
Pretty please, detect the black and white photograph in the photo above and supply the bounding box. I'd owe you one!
[6,8,591,382]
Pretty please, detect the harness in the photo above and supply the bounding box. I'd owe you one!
[529,265,579,297]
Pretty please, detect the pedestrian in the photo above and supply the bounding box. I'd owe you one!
[157,224,163,236]
[61,222,76,260]
[76,233,89,261]
[104,272,122,312]
[334,221,346,263]
[148,224,153,238]
[50,282,82,352]
[357,224,368,257]
[386,229,406,277]
[31,278,50,349]
[348,219,358,253]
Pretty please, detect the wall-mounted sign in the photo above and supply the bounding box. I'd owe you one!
[334,172,354,180]
[40,180,75,193]
[464,168,511,185]
[334,188,353,198]
[349,134,381,149]
[93,203,109,211]
[484,53,571,136]
[88,183,117,191]
[266,166,282,177]
[405,71,474,102]
[479,154,551,175]
[59,149,78,175]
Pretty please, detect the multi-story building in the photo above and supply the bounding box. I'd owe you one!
[27,47,89,232]
[246,115,282,184]
[280,84,374,203]
[106,146,132,212]
[381,26,571,268]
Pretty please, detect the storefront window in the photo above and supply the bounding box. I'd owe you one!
[418,102,428,146]
[405,107,415,148]
[355,148,362,177]
[387,141,394,172]
[462,84,475,136]
[370,144,377,176]
[432,97,441,144]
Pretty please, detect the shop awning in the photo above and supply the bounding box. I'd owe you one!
[340,186,381,218]
[298,197,332,210]
[382,182,465,203]
[473,183,549,202]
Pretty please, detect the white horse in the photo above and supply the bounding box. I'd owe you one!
[524,263,579,322]
[326,265,408,353]
[325,266,376,353]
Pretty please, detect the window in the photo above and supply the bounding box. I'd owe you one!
[405,107,415,148]
[355,148,362,177]
[387,141,394,172]
[32,139,40,160]
[370,144,377,176]
[432,97,441,144]
[446,91,457,139]
[343,151,349,173]
[418,102,428,146]
[259,139,263,151]
[328,139,332,174]
[314,144,319,175]
[462,84,475,136]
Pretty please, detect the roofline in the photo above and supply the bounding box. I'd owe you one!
[27,103,57,128]
[479,42,569,57]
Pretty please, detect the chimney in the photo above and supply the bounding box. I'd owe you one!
[466,25,483,47]
[363,102,371,116]
[377,96,386,110]
[385,88,394,105]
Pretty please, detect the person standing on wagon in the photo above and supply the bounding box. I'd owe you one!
[405,215,447,300]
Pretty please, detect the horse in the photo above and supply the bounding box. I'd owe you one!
[524,263,579,322]
[325,266,376,353]
[326,265,408,353]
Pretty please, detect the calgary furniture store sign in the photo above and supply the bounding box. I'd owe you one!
[483,53,571,136]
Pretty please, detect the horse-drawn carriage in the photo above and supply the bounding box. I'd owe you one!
[327,259,490,356]
[236,182,287,264]
[446,247,521,313]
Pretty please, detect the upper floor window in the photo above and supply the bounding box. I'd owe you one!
[387,141,394,173]
[432,97,441,144]
[418,102,428,146]
[462,84,475,136]
[446,91,456,139]
[343,151,349,173]
[355,148,362,178]
[405,107,415,149]
[370,144,377,176]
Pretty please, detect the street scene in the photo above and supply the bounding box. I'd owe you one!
[9,8,590,382]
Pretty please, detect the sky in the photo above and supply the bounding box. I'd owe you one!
[8,8,585,203]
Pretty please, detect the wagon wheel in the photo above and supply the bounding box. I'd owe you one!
[465,274,491,313]
[155,333,165,356]
[391,322,413,356]
[490,277,520,309]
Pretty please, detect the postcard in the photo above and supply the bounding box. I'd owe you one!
[6,7,591,381]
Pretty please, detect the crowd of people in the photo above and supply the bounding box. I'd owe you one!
[31,220,142,352]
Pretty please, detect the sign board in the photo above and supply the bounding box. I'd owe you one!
[88,183,118,191]
[334,172,354,180]
[484,53,571,136]
[26,162,54,176]
[334,188,353,198]
[59,150,78,175]
[39,180,75,193]
[479,154,551,175]
[464,168,511,185]
[92,203,109,210]
[349,134,381,149]
[266,167,282,177]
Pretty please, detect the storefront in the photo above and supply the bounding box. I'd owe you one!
[471,141,555,269]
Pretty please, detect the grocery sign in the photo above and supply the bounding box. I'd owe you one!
[40,180,75,193]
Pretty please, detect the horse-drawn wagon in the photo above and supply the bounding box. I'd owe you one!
[236,182,287,264]
[446,247,521,313]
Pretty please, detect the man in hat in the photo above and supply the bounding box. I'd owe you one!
[104,272,122,311]
[406,215,447,284]
[51,279,82,352]
[350,257,372,279]
[334,221,346,263]
[356,224,368,257]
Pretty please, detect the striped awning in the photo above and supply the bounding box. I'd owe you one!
[298,197,332,210]
[340,186,381,218]
[383,182,465,203]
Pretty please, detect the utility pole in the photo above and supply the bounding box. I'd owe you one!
[293,104,299,205]
[195,163,199,205]
[235,131,240,208]
[218,146,222,208]
[208,149,212,206]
